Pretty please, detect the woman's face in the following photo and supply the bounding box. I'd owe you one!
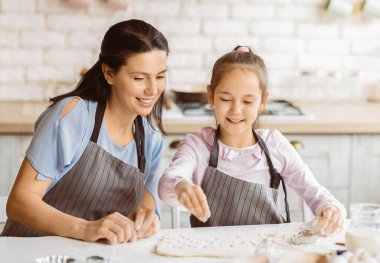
[209,68,267,140]
[104,49,168,117]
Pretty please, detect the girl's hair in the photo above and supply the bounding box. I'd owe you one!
[50,19,169,134]
[209,46,268,96]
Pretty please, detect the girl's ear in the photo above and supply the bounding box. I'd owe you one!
[102,63,115,85]
[259,91,269,113]
[207,85,214,105]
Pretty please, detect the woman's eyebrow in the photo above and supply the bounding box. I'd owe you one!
[129,69,168,75]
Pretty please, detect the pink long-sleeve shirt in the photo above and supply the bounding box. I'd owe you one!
[158,127,347,218]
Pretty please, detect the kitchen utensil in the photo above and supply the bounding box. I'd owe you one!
[35,255,75,263]
[170,85,208,104]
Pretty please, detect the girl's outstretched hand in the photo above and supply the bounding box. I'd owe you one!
[83,212,137,244]
[313,205,344,236]
[174,180,211,222]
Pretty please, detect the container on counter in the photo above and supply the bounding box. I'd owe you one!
[346,203,380,256]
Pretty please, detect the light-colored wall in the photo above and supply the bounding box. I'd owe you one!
[1,0,380,102]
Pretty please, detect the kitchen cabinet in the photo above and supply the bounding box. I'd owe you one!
[0,135,32,196]
[285,134,352,221]
[350,135,380,203]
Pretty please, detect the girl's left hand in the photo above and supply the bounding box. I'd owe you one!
[313,205,343,236]
[132,206,160,239]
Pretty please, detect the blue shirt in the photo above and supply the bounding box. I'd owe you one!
[26,97,163,216]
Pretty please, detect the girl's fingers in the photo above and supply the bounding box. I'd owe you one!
[314,206,341,236]
[188,190,203,217]
[326,212,343,235]
[195,187,210,219]
[179,193,195,214]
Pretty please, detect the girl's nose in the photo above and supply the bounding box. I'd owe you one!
[230,101,242,114]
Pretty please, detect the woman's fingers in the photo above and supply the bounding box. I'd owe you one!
[138,209,155,236]
[89,212,137,244]
[141,215,160,238]
[134,208,146,231]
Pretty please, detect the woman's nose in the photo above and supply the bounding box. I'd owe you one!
[145,80,158,96]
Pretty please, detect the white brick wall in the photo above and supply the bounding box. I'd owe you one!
[0,0,380,101]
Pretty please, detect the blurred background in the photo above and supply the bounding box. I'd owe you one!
[0,0,380,101]
[1,0,380,229]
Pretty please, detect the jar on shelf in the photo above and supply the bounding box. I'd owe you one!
[346,203,380,256]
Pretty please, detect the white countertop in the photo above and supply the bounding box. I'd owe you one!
[0,221,349,263]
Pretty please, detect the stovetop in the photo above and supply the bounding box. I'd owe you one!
[174,100,314,121]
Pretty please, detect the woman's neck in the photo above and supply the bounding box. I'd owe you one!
[103,95,137,146]
[218,128,256,148]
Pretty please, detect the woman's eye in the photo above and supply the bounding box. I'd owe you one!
[134,77,144,81]
[243,101,253,104]
[156,75,166,80]
[220,98,231,102]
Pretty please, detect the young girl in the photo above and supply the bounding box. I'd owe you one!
[1,19,169,244]
[159,46,346,235]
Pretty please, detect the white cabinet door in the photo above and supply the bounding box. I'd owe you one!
[283,135,351,220]
[160,135,189,229]
[0,135,32,196]
[351,135,380,203]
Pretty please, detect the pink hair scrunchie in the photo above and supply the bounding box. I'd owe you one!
[236,46,250,52]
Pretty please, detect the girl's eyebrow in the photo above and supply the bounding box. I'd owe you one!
[218,91,256,97]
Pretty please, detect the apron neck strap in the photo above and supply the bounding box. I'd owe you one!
[209,126,220,168]
[90,98,106,143]
[254,130,291,223]
[133,115,146,173]
[90,99,146,173]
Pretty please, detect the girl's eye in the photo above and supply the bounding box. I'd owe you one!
[220,98,231,102]
[156,75,166,79]
[134,77,144,81]
[243,101,253,104]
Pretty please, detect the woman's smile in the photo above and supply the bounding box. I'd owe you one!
[136,97,155,107]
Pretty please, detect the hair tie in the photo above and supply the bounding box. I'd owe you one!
[236,46,250,52]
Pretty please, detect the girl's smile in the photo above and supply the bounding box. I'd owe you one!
[208,67,268,147]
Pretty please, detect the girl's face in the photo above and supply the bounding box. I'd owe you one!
[209,68,268,141]
[104,49,167,117]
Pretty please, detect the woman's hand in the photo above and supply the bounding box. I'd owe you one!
[83,212,137,244]
[174,180,211,222]
[313,205,344,236]
[131,206,160,239]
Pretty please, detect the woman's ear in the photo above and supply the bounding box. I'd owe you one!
[259,91,269,113]
[102,63,115,85]
[207,85,214,105]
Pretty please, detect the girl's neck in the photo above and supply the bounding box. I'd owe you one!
[218,128,257,148]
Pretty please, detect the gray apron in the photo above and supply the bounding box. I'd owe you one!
[1,99,146,237]
[190,128,290,227]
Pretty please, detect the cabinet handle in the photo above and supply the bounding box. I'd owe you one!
[169,140,181,149]
[290,140,304,151]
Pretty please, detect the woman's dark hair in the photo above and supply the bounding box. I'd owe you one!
[50,19,169,133]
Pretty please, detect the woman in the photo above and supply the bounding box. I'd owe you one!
[1,19,169,244]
